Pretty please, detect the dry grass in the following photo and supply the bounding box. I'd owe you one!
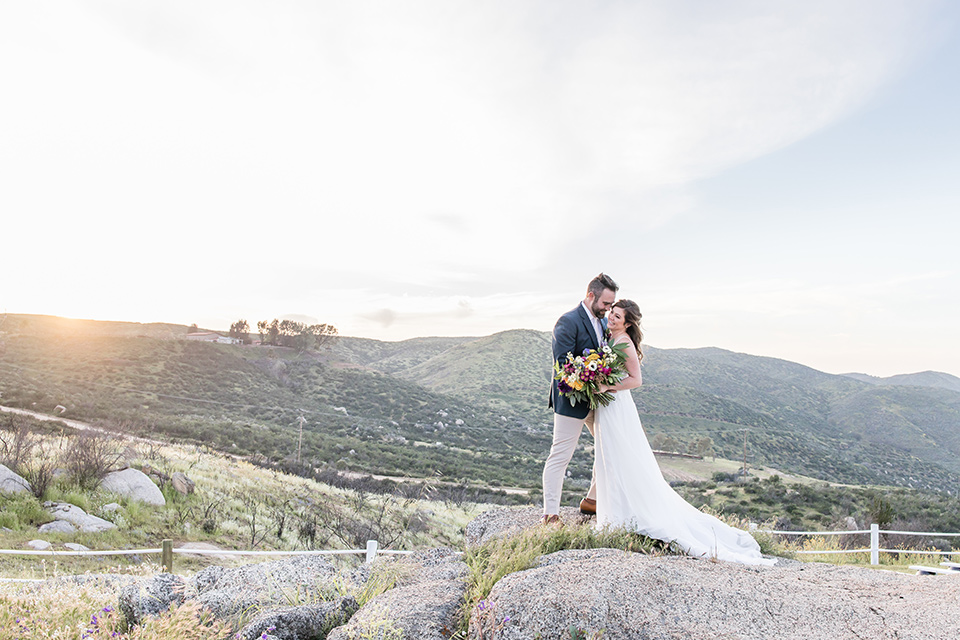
[0,573,231,640]
[780,533,960,573]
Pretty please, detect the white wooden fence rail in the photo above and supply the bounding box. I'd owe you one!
[3,525,959,584]
[760,523,960,565]
[0,539,414,583]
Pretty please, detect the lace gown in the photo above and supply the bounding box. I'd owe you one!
[594,383,776,566]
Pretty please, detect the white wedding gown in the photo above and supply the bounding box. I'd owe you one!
[595,384,776,566]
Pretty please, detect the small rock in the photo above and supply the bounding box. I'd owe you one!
[101,468,166,506]
[46,503,116,532]
[64,543,90,551]
[119,573,186,625]
[238,597,358,640]
[38,520,77,534]
[171,471,195,495]
[100,503,122,513]
[27,539,51,550]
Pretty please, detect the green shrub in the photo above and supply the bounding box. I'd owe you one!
[46,486,92,513]
[0,492,51,529]
[0,511,18,529]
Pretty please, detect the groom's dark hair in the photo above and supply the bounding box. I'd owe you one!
[587,273,619,297]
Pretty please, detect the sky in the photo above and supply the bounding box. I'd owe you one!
[1,1,958,378]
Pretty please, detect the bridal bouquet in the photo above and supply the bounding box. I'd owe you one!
[554,342,629,409]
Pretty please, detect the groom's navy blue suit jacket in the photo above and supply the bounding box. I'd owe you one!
[549,304,607,420]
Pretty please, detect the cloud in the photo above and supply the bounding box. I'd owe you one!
[360,308,398,329]
[0,1,947,360]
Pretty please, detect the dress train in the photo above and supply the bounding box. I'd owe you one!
[595,388,775,566]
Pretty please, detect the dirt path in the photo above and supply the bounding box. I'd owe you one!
[0,405,103,432]
[337,469,531,495]
[2,405,534,495]
[0,404,169,449]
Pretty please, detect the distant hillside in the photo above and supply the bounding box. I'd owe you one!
[0,327,550,487]
[326,335,480,374]
[4,314,960,493]
[0,313,189,339]
[843,370,960,394]
[396,330,554,424]
[335,330,960,491]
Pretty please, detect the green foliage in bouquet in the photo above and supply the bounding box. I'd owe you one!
[554,341,629,409]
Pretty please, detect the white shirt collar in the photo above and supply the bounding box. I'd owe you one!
[581,301,599,322]
[581,301,604,342]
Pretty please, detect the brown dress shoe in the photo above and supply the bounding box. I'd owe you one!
[539,514,562,525]
[579,497,597,515]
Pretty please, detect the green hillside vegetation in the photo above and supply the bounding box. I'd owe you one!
[396,329,554,422]
[844,370,960,393]
[672,474,960,545]
[336,328,960,492]
[0,332,549,487]
[0,413,484,581]
[3,314,960,496]
[326,335,479,374]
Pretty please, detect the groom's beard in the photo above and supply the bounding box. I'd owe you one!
[591,303,607,318]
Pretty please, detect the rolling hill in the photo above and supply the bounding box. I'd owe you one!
[332,329,960,491]
[3,314,960,493]
[843,370,960,394]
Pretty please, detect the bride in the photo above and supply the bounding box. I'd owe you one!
[594,299,775,566]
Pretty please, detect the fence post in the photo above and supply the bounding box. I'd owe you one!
[162,539,174,573]
[870,524,879,565]
[365,540,379,563]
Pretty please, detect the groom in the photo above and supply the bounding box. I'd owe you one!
[542,272,618,524]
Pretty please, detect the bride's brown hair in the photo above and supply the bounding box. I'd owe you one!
[613,299,644,363]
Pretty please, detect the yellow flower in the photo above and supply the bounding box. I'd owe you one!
[573,380,584,391]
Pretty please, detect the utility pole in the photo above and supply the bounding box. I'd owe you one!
[739,429,749,478]
[297,414,306,466]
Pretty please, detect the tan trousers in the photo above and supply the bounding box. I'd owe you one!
[542,411,597,515]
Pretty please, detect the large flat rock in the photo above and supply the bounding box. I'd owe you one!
[469,550,960,639]
[45,502,116,533]
[0,463,31,494]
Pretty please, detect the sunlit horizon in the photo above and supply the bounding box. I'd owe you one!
[3,307,956,381]
[2,2,958,381]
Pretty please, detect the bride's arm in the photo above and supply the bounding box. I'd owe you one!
[599,341,642,392]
